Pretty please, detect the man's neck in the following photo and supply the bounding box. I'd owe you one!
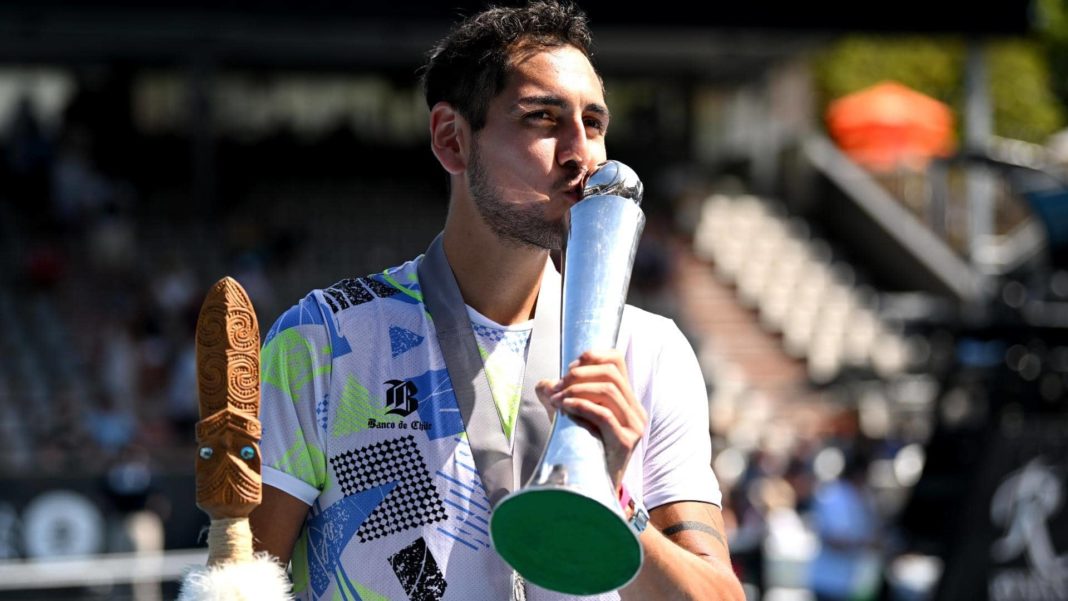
[441,205,549,327]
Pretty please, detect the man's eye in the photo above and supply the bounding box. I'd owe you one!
[585,118,606,133]
[525,111,553,123]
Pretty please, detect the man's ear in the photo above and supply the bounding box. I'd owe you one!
[429,102,469,175]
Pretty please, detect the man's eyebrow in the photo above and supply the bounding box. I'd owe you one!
[585,102,610,121]
[513,95,567,111]
[513,95,611,120]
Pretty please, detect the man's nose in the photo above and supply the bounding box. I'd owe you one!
[557,118,597,173]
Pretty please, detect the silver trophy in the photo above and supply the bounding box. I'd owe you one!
[491,160,646,595]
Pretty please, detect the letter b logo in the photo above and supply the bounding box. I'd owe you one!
[384,379,419,417]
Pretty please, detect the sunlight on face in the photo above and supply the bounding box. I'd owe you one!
[466,44,608,250]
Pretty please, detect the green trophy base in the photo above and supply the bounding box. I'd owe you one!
[491,487,642,595]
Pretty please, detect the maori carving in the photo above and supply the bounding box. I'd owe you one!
[195,277,262,520]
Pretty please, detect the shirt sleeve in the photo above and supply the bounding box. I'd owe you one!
[640,319,723,510]
[258,292,333,506]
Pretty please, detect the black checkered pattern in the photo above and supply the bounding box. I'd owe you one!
[323,276,399,314]
[330,435,448,543]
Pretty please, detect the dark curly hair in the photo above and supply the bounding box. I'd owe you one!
[420,1,596,131]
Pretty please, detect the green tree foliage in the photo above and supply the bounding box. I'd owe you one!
[813,36,964,108]
[812,34,1064,144]
[1037,0,1068,112]
[987,39,1063,142]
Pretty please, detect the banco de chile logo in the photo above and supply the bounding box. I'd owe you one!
[369,379,433,432]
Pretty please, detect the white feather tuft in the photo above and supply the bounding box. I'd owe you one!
[177,553,293,601]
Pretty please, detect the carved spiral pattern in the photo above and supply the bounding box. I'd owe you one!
[226,352,260,413]
[227,307,258,352]
[196,305,227,349]
[197,350,228,415]
[221,277,252,308]
[240,417,263,438]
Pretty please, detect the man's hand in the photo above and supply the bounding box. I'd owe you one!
[535,349,744,600]
[535,349,647,489]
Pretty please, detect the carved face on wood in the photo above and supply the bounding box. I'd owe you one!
[195,409,262,519]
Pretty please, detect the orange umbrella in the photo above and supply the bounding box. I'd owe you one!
[826,81,955,172]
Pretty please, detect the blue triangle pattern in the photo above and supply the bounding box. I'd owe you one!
[306,481,399,599]
[389,326,425,358]
[413,368,465,440]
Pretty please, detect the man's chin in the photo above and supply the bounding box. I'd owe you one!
[499,233,562,252]
[535,237,563,252]
[489,219,564,251]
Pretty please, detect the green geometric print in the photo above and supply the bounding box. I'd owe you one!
[271,430,327,491]
[262,328,332,403]
[332,376,402,437]
[478,345,523,442]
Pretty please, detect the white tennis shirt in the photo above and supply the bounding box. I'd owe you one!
[258,255,721,601]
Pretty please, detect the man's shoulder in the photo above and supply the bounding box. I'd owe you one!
[264,257,424,344]
[620,303,677,337]
[319,258,424,315]
[618,304,697,373]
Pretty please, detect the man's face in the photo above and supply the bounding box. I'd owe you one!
[467,44,609,250]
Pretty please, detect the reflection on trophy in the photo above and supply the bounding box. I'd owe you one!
[491,161,647,595]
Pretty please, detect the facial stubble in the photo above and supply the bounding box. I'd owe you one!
[468,138,566,251]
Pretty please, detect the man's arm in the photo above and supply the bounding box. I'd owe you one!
[249,484,311,566]
[622,500,744,601]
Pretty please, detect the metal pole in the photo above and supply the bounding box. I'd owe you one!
[964,39,995,278]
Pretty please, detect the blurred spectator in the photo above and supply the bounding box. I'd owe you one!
[21,239,65,291]
[35,384,93,473]
[3,97,53,207]
[232,251,278,323]
[729,448,790,596]
[98,316,140,415]
[49,126,113,231]
[762,476,817,593]
[785,440,819,514]
[131,294,173,403]
[87,202,138,275]
[730,480,768,596]
[86,393,137,458]
[808,447,883,601]
[0,502,17,559]
[151,254,198,319]
[166,332,199,441]
[103,444,166,601]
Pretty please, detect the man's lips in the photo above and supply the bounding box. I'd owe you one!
[561,186,582,204]
[560,172,588,204]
